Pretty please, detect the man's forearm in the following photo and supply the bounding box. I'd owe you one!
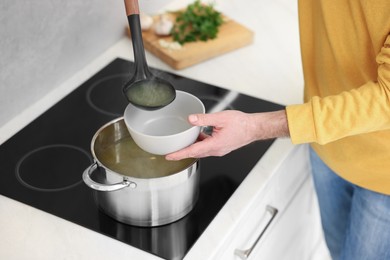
[249,110,290,141]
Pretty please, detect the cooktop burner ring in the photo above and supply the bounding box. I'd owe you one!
[86,73,129,117]
[15,144,92,192]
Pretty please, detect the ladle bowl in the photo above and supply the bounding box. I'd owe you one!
[123,78,176,110]
[123,0,176,110]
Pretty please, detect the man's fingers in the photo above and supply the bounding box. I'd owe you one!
[165,138,213,161]
[188,112,225,127]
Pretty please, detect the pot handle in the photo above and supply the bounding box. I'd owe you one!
[82,163,137,191]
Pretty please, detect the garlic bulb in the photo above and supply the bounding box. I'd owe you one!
[140,13,153,31]
[154,15,174,36]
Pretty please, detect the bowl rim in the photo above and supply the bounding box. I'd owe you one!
[124,90,205,139]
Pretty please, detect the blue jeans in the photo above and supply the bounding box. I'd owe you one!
[309,148,390,260]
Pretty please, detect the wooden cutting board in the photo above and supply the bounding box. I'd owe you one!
[140,16,254,70]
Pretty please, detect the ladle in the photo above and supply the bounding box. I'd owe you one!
[123,0,176,110]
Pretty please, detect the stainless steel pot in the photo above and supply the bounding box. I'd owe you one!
[83,117,199,227]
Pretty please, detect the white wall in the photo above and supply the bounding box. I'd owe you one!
[0,0,127,127]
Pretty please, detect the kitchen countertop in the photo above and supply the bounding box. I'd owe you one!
[0,0,305,259]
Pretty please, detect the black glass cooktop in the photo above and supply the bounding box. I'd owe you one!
[0,58,283,260]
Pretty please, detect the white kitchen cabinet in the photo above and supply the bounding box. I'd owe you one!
[235,178,319,260]
[199,143,325,260]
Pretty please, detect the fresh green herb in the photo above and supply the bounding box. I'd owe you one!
[171,0,223,45]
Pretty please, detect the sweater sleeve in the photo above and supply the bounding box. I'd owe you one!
[286,34,390,145]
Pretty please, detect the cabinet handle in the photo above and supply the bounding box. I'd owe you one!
[234,205,278,259]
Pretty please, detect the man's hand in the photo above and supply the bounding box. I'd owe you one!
[165,110,289,160]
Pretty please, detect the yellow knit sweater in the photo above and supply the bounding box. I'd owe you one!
[286,0,390,195]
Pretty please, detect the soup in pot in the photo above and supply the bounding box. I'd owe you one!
[95,135,195,179]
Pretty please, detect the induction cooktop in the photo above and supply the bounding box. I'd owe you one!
[0,58,283,260]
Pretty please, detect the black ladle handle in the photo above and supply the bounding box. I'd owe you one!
[124,0,152,80]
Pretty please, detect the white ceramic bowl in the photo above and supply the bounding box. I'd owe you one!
[124,91,205,155]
